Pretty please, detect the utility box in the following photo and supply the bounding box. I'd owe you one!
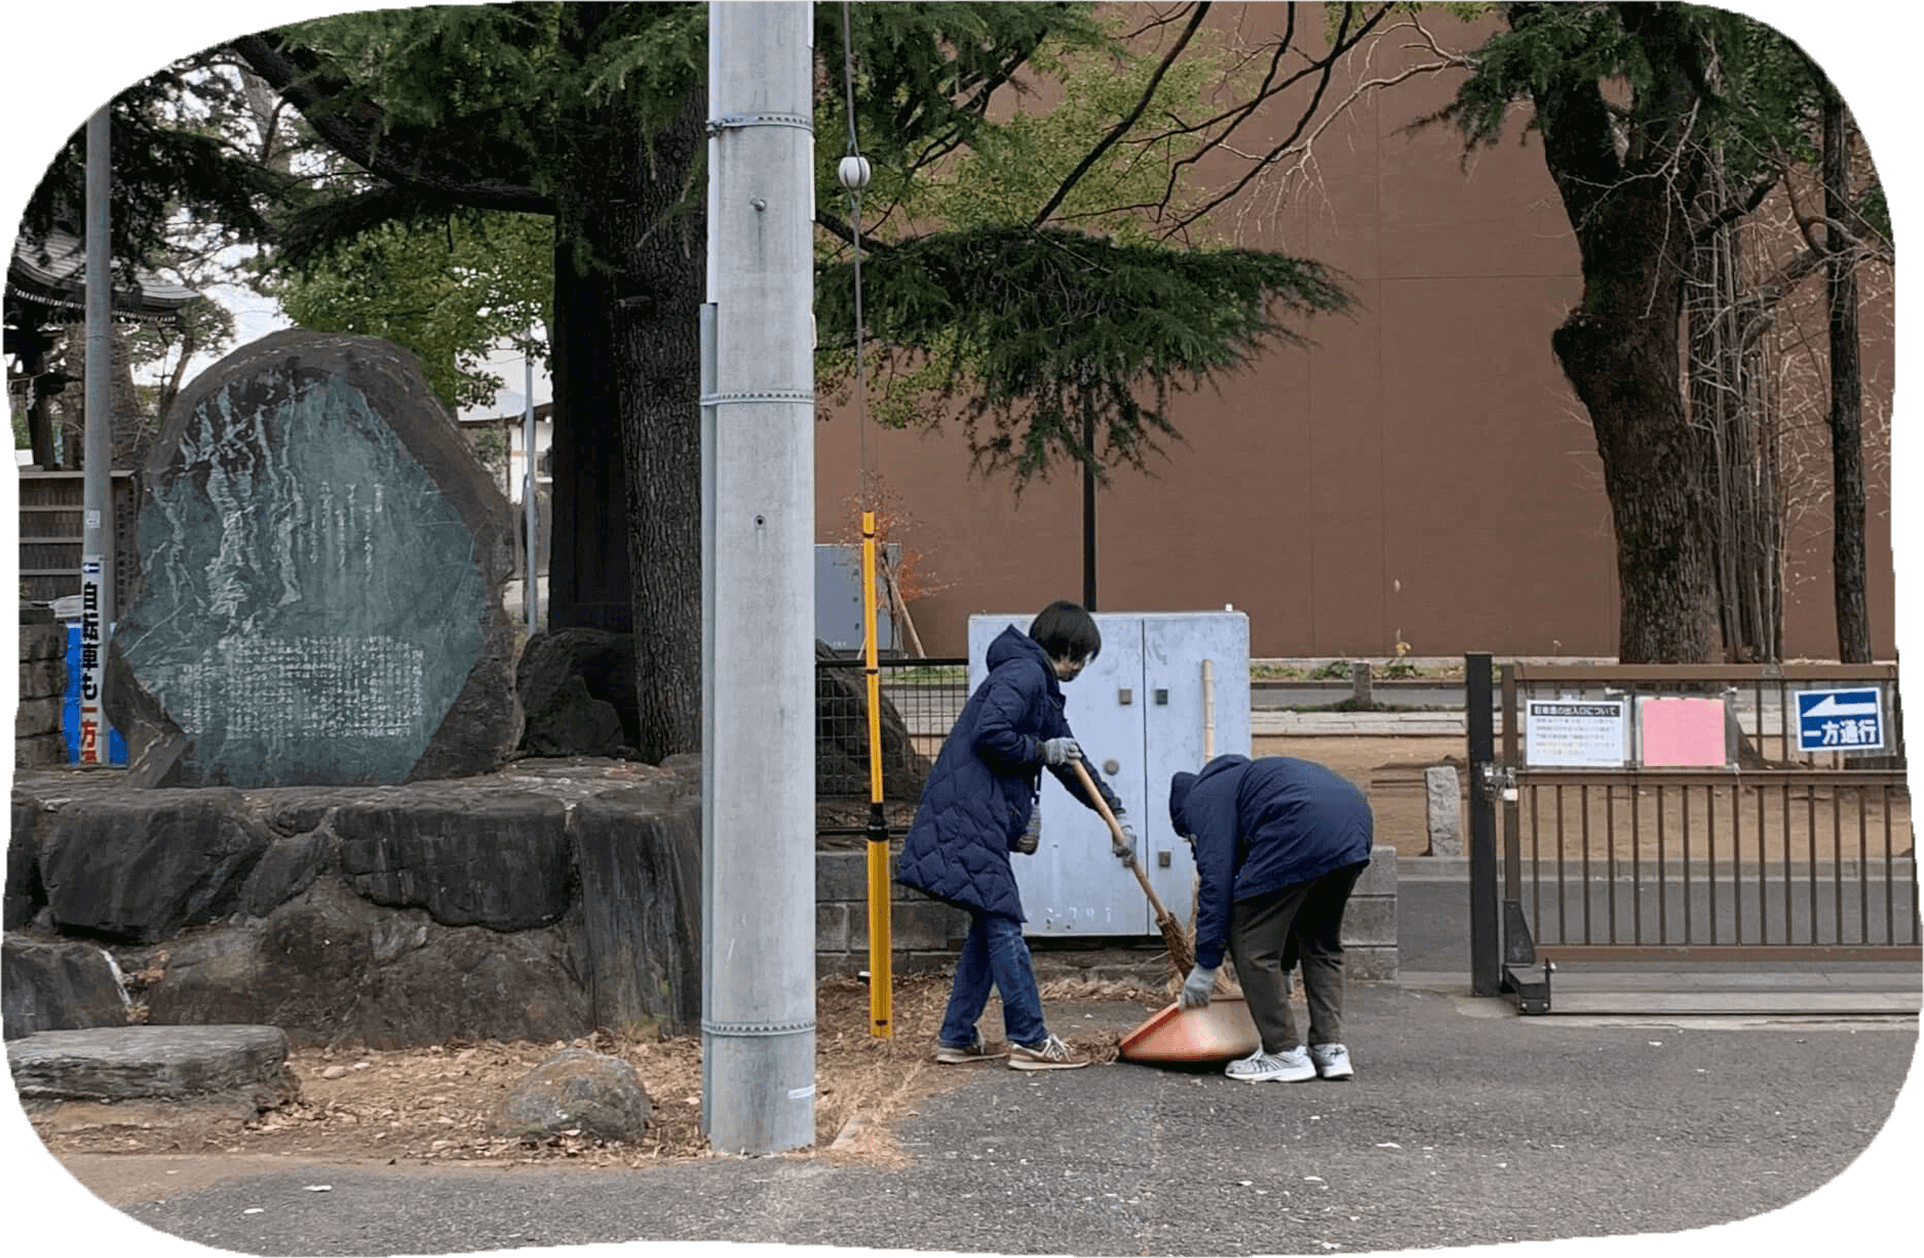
[815,543,898,653]
[967,611,1250,938]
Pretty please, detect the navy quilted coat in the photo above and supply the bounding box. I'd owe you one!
[1168,755,1373,970]
[896,627,1114,921]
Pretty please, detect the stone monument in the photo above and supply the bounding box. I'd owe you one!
[105,329,520,787]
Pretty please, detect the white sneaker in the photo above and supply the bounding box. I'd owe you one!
[1309,1043,1354,1080]
[1224,1046,1316,1083]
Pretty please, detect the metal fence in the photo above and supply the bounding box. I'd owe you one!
[815,656,968,833]
[1496,664,1918,961]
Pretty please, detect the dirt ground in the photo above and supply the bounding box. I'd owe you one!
[29,973,1167,1207]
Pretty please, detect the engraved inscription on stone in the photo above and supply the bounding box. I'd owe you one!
[171,636,426,742]
[114,334,503,787]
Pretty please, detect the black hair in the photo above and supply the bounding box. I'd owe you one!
[1028,599,1101,663]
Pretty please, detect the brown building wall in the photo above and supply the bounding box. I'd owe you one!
[814,5,1895,662]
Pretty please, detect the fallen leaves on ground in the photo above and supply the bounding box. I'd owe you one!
[32,974,1157,1171]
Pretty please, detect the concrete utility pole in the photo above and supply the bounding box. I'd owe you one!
[700,0,817,1154]
[78,104,114,764]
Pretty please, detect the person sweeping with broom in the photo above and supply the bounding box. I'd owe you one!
[896,600,1135,1071]
[1168,754,1373,1083]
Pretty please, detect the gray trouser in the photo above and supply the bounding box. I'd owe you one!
[1227,861,1368,1053]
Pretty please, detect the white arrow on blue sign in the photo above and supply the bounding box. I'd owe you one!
[1794,687,1884,753]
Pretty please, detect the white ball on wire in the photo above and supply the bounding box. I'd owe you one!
[837,154,872,192]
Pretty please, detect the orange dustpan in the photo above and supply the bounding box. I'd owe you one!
[1118,995,1261,1064]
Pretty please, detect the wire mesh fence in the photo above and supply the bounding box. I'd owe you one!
[815,655,968,836]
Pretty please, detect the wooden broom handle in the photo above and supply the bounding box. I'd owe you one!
[1069,757,1174,918]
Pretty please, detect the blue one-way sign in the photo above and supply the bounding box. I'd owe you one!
[1795,687,1885,753]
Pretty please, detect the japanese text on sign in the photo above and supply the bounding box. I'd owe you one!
[1795,688,1885,753]
[1526,699,1627,768]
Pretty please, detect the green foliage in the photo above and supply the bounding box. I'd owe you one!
[269,211,553,412]
[1439,2,1848,188]
[18,56,285,276]
[818,226,1349,484]
[816,5,1357,486]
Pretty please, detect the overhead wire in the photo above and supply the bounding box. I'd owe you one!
[841,0,871,511]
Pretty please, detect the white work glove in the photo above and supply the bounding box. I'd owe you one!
[1041,737,1081,766]
[1112,818,1137,867]
[1180,964,1218,1009]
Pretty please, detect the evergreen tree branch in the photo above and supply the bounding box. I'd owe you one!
[231,31,551,215]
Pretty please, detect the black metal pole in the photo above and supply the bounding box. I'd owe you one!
[1081,396,1097,611]
[1467,651,1500,995]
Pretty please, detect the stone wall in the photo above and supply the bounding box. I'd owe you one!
[816,843,1401,982]
[7,759,700,1048]
[15,606,67,770]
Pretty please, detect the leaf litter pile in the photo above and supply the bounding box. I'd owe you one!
[32,974,1162,1171]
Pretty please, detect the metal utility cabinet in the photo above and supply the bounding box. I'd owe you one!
[967,611,1251,938]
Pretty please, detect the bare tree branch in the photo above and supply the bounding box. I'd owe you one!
[1029,2,1212,227]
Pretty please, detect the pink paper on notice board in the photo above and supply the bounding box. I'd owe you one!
[1640,698,1727,767]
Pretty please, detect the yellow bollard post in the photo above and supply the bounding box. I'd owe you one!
[861,511,893,1036]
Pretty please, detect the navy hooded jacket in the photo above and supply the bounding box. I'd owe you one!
[1168,755,1373,970]
[896,626,1115,920]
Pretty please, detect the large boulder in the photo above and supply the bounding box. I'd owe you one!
[6,795,48,929]
[517,628,638,758]
[105,328,521,788]
[144,879,592,1048]
[333,792,574,931]
[8,1024,292,1109]
[573,780,702,1037]
[2,934,130,1037]
[814,642,931,801]
[34,789,271,943]
[492,1048,651,1144]
[10,765,702,1049]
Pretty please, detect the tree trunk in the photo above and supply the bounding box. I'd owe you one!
[617,82,708,762]
[1548,166,1722,663]
[1824,91,1871,663]
[548,233,635,633]
[543,10,636,637]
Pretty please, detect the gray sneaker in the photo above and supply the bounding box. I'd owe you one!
[935,1032,1006,1064]
[1225,1046,1316,1083]
[1309,1043,1354,1080]
[1008,1033,1089,1070]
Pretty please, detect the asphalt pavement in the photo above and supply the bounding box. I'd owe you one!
[15,863,1917,1258]
[77,980,1918,1257]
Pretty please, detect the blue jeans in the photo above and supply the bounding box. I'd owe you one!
[938,910,1048,1049]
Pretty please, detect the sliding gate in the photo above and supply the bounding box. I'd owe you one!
[1467,658,1920,1012]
